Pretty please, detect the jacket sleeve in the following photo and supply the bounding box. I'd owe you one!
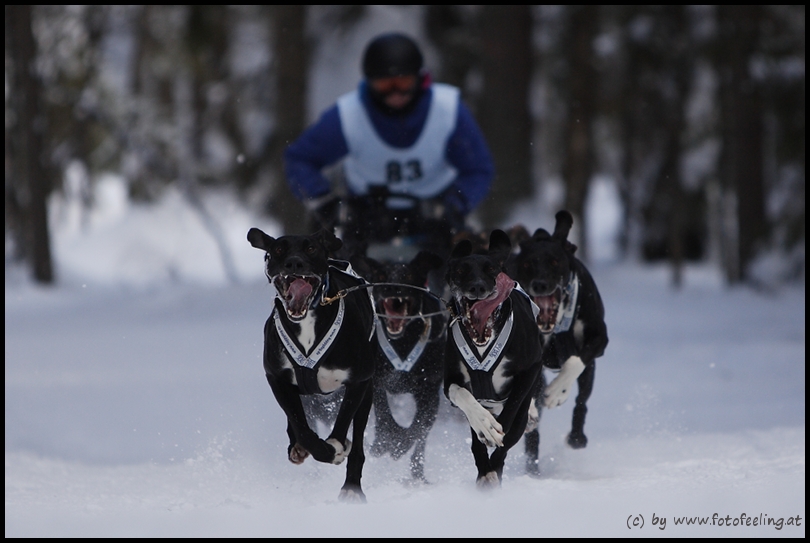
[283,105,350,202]
[442,101,495,215]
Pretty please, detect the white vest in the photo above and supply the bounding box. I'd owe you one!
[337,83,459,208]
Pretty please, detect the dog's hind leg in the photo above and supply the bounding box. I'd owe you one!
[339,380,373,503]
[567,361,595,449]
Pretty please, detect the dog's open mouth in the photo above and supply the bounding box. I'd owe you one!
[533,288,562,334]
[274,274,321,320]
[458,273,514,346]
[380,295,414,337]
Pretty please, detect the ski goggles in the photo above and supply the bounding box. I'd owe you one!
[369,74,419,94]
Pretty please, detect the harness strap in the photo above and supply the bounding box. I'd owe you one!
[273,297,345,369]
[451,309,514,373]
[375,318,432,372]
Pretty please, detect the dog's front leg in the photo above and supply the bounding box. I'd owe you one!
[266,375,341,464]
[543,355,585,408]
[469,428,499,489]
[448,383,504,447]
[339,379,373,503]
[286,421,309,464]
[494,363,542,437]
[327,379,373,465]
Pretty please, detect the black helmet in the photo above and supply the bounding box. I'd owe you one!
[362,33,423,79]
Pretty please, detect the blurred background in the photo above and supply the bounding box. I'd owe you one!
[5,5,805,289]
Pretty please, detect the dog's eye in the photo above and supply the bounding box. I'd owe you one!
[273,246,284,256]
[305,245,316,255]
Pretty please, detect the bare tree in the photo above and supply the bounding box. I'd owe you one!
[715,5,767,284]
[475,5,534,229]
[6,5,54,283]
[265,5,310,234]
[560,6,599,258]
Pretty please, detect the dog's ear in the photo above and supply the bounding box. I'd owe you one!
[247,227,275,251]
[411,250,444,276]
[488,229,512,264]
[450,239,473,259]
[552,210,574,241]
[531,228,551,242]
[313,228,343,254]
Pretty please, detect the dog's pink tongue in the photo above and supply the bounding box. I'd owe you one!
[470,273,514,338]
[288,278,313,313]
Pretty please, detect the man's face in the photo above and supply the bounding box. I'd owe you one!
[369,74,419,110]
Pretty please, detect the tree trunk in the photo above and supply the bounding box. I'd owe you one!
[7,5,54,283]
[266,5,310,234]
[561,6,599,259]
[476,5,534,229]
[661,6,691,288]
[716,5,767,284]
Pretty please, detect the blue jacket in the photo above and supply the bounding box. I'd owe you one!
[284,81,494,216]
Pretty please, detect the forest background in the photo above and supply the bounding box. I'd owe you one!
[5,5,805,288]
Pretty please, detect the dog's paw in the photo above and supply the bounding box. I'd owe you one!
[326,437,352,465]
[524,398,539,433]
[470,410,504,448]
[543,356,585,408]
[338,485,367,504]
[449,384,504,447]
[288,442,309,464]
[567,431,588,449]
[475,471,501,490]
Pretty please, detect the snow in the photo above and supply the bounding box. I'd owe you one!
[5,175,805,537]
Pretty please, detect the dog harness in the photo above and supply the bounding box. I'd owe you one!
[451,297,514,401]
[375,317,432,372]
[272,296,345,395]
[271,262,374,395]
[273,297,345,370]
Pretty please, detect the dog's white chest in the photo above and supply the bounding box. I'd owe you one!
[317,368,350,393]
[295,312,318,353]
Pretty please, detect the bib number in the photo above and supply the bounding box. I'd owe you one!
[386,160,423,183]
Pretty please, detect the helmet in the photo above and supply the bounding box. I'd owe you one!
[362,33,423,79]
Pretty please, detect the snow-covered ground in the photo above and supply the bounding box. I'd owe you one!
[5,176,805,537]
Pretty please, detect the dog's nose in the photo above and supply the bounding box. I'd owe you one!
[531,279,549,293]
[284,257,306,274]
[468,282,491,299]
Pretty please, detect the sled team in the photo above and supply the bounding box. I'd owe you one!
[247,33,608,501]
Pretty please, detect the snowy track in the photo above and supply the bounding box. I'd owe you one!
[6,263,804,537]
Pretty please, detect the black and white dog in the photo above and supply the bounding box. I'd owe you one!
[513,211,608,474]
[247,227,376,502]
[444,229,544,489]
[355,250,446,483]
